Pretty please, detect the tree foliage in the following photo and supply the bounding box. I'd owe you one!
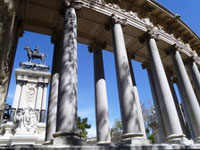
[110,100,155,143]
[110,119,123,137]
[77,116,91,138]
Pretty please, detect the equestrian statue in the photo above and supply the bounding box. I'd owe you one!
[24,45,47,64]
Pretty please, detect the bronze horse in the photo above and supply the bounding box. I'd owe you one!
[24,46,47,63]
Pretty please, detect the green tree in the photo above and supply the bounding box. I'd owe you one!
[110,100,155,143]
[110,119,123,137]
[77,116,91,138]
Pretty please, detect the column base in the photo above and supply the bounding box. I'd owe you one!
[120,133,150,145]
[165,134,193,145]
[43,139,53,145]
[53,132,86,145]
[97,141,112,145]
[194,136,200,143]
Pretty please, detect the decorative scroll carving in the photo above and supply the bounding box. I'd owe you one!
[110,14,127,26]
[143,18,160,40]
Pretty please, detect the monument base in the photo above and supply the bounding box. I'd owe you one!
[1,144,200,150]
[120,133,150,145]
[10,134,38,145]
[53,132,86,145]
[165,134,193,145]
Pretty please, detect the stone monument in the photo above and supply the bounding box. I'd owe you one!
[0,46,51,145]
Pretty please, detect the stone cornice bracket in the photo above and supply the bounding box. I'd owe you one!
[110,14,127,27]
[88,40,106,53]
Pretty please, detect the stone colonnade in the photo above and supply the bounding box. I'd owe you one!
[44,1,200,145]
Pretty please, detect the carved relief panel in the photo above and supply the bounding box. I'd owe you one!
[25,83,37,109]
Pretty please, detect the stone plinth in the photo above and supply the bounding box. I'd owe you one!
[0,62,50,146]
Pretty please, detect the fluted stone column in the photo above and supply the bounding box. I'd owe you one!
[187,59,200,104]
[170,47,200,142]
[54,0,83,145]
[18,81,27,111]
[111,14,146,143]
[10,81,22,121]
[35,82,44,111]
[167,75,191,139]
[40,84,47,122]
[45,33,62,143]
[145,33,186,143]
[89,41,111,144]
[146,67,166,143]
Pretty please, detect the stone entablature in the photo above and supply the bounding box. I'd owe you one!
[80,0,200,65]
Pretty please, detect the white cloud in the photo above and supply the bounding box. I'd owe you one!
[87,126,96,138]
[78,108,95,118]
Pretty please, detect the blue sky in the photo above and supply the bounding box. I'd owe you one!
[6,1,200,137]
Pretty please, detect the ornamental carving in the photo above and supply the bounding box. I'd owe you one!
[110,14,127,26]
[80,0,200,63]
[16,107,38,133]
[25,84,37,108]
[64,0,83,9]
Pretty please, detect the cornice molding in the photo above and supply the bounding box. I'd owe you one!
[79,0,200,65]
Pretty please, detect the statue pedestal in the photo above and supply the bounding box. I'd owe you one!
[0,61,50,146]
[10,135,39,145]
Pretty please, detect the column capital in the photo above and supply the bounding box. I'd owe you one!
[165,68,174,77]
[51,28,62,44]
[172,77,178,84]
[88,40,106,53]
[63,0,83,9]
[17,80,27,85]
[141,62,150,70]
[16,18,24,38]
[139,28,160,44]
[110,14,127,26]
[37,82,46,88]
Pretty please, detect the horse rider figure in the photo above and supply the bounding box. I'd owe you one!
[34,45,39,55]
